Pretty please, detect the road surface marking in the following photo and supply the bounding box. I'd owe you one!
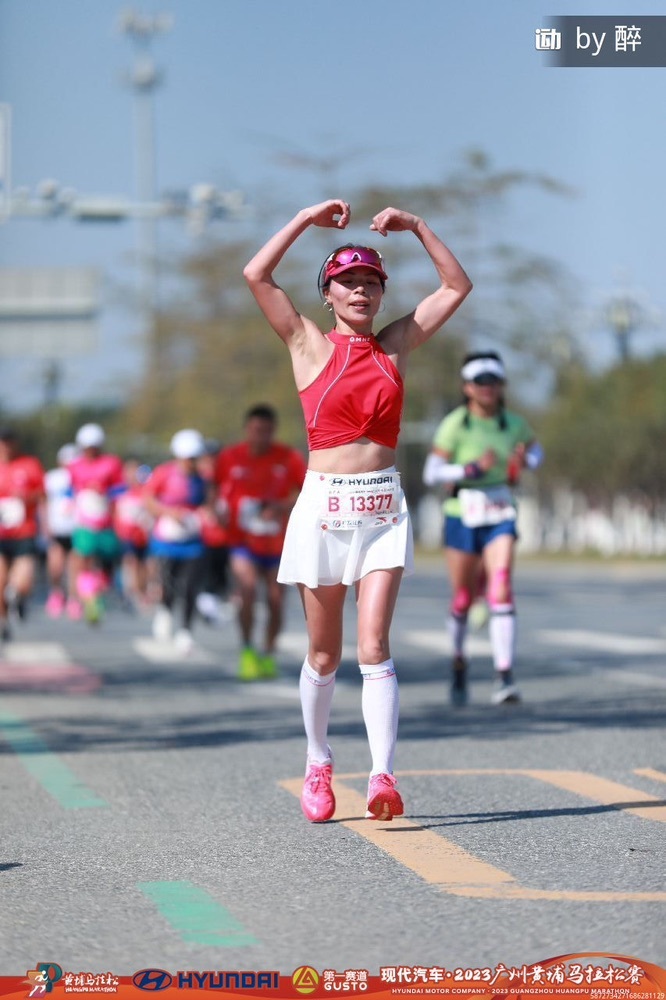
[3,642,71,662]
[591,667,666,689]
[0,641,101,692]
[401,629,491,655]
[356,769,666,824]
[280,768,666,902]
[519,769,666,823]
[635,767,666,784]
[133,638,217,664]
[537,629,666,655]
[0,710,107,809]
[138,880,258,947]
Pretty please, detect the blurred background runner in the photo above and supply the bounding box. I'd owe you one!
[214,404,306,681]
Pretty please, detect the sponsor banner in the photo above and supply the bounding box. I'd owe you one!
[0,955,664,1000]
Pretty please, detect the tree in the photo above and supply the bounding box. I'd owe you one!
[121,148,579,467]
[353,148,581,401]
[120,236,310,449]
[535,356,666,503]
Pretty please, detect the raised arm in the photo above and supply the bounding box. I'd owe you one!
[243,200,351,345]
[372,208,473,355]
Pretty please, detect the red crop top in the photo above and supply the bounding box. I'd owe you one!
[299,330,404,451]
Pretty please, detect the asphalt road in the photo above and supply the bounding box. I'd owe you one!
[1,556,665,978]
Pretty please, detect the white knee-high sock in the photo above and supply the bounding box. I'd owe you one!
[489,604,516,671]
[360,659,399,776]
[299,658,336,763]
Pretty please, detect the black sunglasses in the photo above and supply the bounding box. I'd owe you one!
[471,373,504,386]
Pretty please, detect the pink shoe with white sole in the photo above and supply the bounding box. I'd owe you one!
[300,754,335,823]
[365,773,404,821]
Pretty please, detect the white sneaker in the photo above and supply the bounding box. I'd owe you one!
[174,628,194,655]
[152,605,173,641]
[491,671,522,705]
[196,592,215,620]
[197,591,233,625]
[196,592,233,625]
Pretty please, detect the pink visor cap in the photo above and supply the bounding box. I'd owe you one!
[322,246,388,284]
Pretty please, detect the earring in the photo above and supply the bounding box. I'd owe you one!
[323,301,333,312]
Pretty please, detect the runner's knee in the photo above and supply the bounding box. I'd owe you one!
[357,636,391,665]
[487,567,513,607]
[451,586,473,617]
[307,649,340,676]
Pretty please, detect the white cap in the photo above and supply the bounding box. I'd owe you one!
[75,423,105,449]
[170,428,205,460]
[460,357,506,382]
[57,443,79,465]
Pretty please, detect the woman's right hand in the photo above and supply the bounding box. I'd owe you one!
[306,199,351,229]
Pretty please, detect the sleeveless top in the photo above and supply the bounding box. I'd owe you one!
[299,330,404,450]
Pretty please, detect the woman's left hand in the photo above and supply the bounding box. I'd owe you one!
[370,207,421,236]
[511,443,527,470]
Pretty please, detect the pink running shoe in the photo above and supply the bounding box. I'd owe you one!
[300,756,335,823]
[66,598,83,621]
[45,590,66,618]
[366,773,404,821]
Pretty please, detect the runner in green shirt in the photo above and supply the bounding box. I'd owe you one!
[423,351,543,706]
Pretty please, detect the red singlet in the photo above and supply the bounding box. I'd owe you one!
[215,442,306,557]
[0,455,45,540]
[299,330,404,451]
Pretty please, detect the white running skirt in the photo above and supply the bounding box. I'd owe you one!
[278,467,414,588]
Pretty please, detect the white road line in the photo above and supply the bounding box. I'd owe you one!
[133,638,217,664]
[2,642,71,663]
[243,681,301,700]
[400,629,492,655]
[537,629,666,654]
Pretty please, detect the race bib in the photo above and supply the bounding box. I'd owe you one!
[75,489,110,526]
[116,494,152,529]
[0,497,26,529]
[47,495,76,534]
[458,485,516,528]
[154,512,201,543]
[238,497,280,537]
[320,474,400,530]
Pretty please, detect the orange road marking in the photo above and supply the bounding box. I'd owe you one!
[279,768,666,902]
[634,767,666,784]
[329,768,666,824]
[520,769,666,823]
[281,777,514,891]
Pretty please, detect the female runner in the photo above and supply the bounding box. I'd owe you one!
[244,199,472,822]
[423,351,543,706]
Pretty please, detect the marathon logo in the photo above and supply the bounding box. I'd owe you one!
[177,971,280,990]
[330,475,394,486]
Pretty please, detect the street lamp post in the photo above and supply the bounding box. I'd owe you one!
[119,8,172,321]
[1,12,245,410]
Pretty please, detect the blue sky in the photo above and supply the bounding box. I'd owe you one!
[1,0,665,412]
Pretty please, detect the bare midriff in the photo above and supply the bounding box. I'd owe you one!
[307,437,396,475]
